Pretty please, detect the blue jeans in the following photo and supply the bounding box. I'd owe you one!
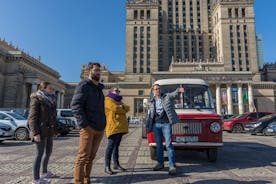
[153,123,176,167]
[33,137,53,180]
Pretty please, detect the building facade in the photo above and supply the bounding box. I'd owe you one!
[121,0,275,116]
[0,39,66,109]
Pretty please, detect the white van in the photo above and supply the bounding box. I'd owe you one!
[56,109,78,129]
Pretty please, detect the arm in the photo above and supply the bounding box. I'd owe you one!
[105,98,128,114]
[28,96,40,136]
[71,82,89,128]
[166,87,185,100]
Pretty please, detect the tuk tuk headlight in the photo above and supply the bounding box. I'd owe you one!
[210,122,221,133]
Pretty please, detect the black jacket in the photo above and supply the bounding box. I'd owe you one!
[71,79,106,131]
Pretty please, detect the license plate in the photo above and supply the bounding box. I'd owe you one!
[175,136,198,143]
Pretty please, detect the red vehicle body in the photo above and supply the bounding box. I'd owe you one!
[146,79,223,162]
[223,112,272,133]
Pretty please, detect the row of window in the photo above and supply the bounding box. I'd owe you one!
[134,10,151,20]
[228,8,246,18]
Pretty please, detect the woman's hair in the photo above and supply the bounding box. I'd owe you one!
[38,82,51,90]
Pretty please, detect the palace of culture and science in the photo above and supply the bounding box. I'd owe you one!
[0,0,276,117]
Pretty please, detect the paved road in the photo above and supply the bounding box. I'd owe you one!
[0,125,276,184]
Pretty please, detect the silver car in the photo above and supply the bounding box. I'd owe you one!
[0,111,30,140]
[0,122,14,143]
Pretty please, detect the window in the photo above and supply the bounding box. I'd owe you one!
[242,8,245,17]
[147,10,151,19]
[134,10,138,19]
[147,67,150,73]
[138,90,144,96]
[140,67,144,73]
[235,8,238,18]
[140,10,144,19]
[228,8,232,18]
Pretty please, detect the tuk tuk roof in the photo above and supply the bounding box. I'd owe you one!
[154,78,209,86]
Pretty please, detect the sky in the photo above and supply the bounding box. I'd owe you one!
[0,0,275,82]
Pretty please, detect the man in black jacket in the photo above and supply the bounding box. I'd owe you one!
[71,62,106,184]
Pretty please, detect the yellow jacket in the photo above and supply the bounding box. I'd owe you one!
[105,96,130,138]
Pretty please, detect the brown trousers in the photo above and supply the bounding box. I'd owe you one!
[74,126,104,184]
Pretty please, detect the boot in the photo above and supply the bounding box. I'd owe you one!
[104,166,114,175]
[113,163,127,171]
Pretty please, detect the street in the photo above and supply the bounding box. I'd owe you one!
[0,125,276,184]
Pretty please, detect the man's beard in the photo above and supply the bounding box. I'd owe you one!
[92,74,100,82]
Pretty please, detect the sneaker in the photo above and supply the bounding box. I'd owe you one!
[168,166,176,175]
[153,163,164,171]
[41,171,57,178]
[31,179,50,184]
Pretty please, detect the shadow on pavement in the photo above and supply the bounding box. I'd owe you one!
[173,141,276,172]
[0,141,33,147]
[190,179,272,184]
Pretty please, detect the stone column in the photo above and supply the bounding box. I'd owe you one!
[216,84,222,115]
[237,83,244,114]
[248,83,255,112]
[21,83,26,108]
[226,83,233,115]
[56,92,61,109]
[60,93,64,109]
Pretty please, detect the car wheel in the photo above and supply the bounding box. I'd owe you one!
[232,124,243,133]
[150,146,157,160]
[207,148,217,162]
[0,140,4,143]
[15,128,29,141]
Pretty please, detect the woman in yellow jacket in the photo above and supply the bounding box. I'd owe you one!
[104,87,130,175]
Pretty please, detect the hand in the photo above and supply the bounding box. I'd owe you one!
[34,134,41,142]
[179,87,185,93]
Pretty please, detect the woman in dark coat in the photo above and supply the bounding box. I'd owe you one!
[28,82,57,184]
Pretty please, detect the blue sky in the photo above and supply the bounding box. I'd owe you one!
[0,0,275,82]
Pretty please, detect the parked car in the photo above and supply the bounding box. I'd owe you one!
[128,117,141,124]
[57,109,78,129]
[223,112,272,133]
[0,111,30,140]
[245,114,276,135]
[0,122,14,143]
[56,118,71,136]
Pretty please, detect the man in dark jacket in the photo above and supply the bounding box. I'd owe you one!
[71,62,106,184]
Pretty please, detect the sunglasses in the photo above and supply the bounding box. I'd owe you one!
[114,89,120,93]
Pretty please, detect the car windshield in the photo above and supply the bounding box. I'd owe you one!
[7,112,27,120]
[153,84,214,109]
[256,114,275,123]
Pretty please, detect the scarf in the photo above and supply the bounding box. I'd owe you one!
[36,90,57,108]
[107,92,122,102]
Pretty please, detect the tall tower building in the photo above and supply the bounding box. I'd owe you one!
[126,0,259,76]
[212,0,259,73]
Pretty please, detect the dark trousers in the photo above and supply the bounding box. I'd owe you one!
[105,133,123,167]
[33,136,53,180]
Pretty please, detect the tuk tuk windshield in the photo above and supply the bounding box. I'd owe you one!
[159,84,214,109]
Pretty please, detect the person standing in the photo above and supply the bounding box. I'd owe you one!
[104,88,129,174]
[146,84,184,175]
[28,82,57,184]
[71,62,106,184]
